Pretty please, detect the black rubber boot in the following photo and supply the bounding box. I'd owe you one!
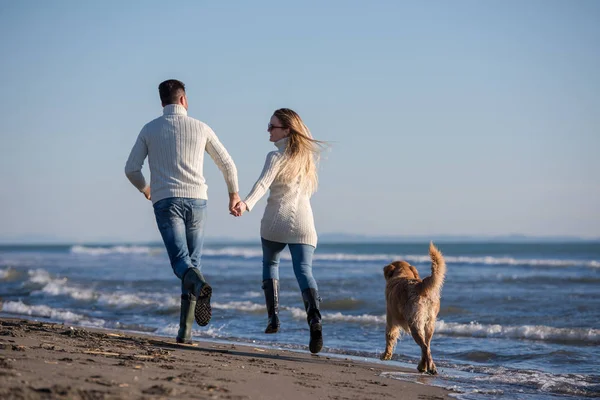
[176,293,196,344]
[262,279,280,334]
[302,288,323,354]
[182,267,212,326]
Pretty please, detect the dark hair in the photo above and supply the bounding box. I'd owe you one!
[158,79,186,105]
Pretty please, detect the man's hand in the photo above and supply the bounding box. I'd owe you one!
[142,186,151,201]
[232,201,248,217]
[229,192,241,216]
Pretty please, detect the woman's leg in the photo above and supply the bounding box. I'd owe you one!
[288,244,317,291]
[289,244,323,354]
[261,238,286,281]
[261,238,286,333]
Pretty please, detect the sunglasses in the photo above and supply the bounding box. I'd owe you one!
[268,123,286,132]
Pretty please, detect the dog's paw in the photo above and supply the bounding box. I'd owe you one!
[380,352,392,361]
[427,362,437,375]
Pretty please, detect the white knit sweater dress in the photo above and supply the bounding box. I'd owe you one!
[243,138,317,247]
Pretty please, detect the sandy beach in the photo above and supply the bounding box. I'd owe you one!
[0,317,450,399]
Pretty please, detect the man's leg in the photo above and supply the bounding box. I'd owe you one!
[180,198,212,326]
[154,198,200,341]
[185,199,207,271]
[153,198,192,280]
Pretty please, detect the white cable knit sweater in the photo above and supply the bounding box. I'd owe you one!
[125,104,239,204]
[244,138,318,247]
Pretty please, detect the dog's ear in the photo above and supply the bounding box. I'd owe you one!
[408,265,420,279]
[383,263,397,280]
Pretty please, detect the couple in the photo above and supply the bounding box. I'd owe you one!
[125,79,324,354]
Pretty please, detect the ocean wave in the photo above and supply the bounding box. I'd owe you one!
[287,307,385,323]
[0,267,14,280]
[314,253,599,268]
[437,321,600,345]
[156,322,230,339]
[2,300,105,327]
[462,366,600,398]
[69,245,599,268]
[384,367,599,399]
[212,301,265,312]
[27,269,179,309]
[70,245,161,256]
[200,247,600,268]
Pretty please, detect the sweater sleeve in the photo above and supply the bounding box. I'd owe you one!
[243,151,284,211]
[124,127,149,192]
[204,125,239,193]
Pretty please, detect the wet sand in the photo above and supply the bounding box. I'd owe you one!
[0,317,450,399]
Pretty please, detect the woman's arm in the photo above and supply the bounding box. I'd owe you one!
[243,151,284,211]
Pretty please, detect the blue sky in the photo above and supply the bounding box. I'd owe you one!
[0,0,598,243]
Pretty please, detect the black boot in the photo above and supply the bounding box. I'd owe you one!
[182,267,212,326]
[176,293,196,344]
[262,279,280,334]
[302,288,323,354]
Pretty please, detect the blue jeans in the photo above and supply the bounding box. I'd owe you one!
[153,198,207,287]
[261,238,318,291]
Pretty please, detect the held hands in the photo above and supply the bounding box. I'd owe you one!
[229,192,242,217]
[232,201,248,217]
[228,193,249,216]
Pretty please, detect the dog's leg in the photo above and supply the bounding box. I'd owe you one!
[381,314,399,360]
[409,326,429,373]
[424,318,437,374]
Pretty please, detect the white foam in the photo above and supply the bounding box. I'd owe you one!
[324,311,386,324]
[212,301,265,312]
[97,292,179,309]
[70,245,158,256]
[0,268,11,279]
[436,320,600,344]
[38,281,96,301]
[156,322,229,339]
[318,253,600,268]
[288,307,386,323]
[28,269,55,284]
[2,300,105,327]
[469,366,598,397]
[243,291,262,299]
[28,269,96,301]
[27,269,179,308]
[70,245,600,268]
[203,247,262,258]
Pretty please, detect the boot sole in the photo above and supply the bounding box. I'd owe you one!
[195,284,212,326]
[176,337,193,344]
[309,322,323,354]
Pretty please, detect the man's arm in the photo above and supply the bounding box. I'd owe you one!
[205,125,240,211]
[125,128,150,199]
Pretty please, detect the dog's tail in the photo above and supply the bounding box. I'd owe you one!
[419,242,446,297]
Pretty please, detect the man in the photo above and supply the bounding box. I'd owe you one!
[125,79,240,344]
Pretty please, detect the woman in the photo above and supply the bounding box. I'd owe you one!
[234,108,325,354]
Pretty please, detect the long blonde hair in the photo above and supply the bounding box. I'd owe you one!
[274,108,325,194]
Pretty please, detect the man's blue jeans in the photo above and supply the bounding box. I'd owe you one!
[261,238,318,291]
[153,198,207,290]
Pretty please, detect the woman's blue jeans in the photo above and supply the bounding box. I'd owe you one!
[261,238,318,291]
[153,198,207,290]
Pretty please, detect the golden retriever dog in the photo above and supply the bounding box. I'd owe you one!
[380,242,446,375]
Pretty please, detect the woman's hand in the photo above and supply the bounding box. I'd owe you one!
[230,201,248,217]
